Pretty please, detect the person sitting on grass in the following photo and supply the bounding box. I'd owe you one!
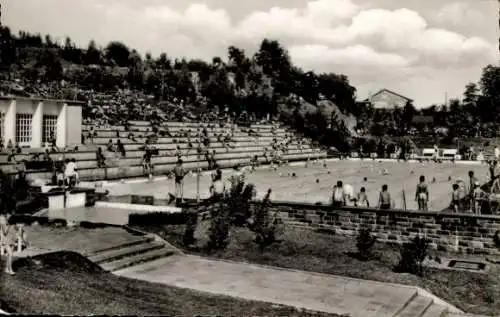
[378,184,391,210]
[415,175,429,211]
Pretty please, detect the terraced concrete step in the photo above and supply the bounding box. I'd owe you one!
[89,235,153,255]
[100,247,176,272]
[396,296,433,317]
[420,303,447,317]
[89,241,165,264]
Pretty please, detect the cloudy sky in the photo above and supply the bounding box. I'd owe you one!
[2,0,498,107]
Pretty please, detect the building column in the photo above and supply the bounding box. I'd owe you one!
[31,101,43,148]
[4,99,16,146]
[56,103,68,148]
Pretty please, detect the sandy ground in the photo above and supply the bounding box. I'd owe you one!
[105,160,491,211]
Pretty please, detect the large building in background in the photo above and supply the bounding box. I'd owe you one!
[0,96,83,148]
[365,89,413,110]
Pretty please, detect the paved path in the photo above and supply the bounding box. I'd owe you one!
[115,254,418,317]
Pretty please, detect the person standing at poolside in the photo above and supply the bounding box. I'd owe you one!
[331,181,346,207]
[451,183,461,213]
[378,184,391,210]
[415,175,429,211]
[173,159,185,204]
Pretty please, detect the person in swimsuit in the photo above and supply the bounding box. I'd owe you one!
[356,187,370,207]
[331,181,346,207]
[472,181,486,214]
[415,175,429,211]
[451,183,461,213]
[173,159,185,203]
[378,184,391,210]
[0,214,15,275]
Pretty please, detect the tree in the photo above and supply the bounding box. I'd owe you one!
[127,50,144,89]
[207,198,231,251]
[402,101,416,133]
[255,39,293,96]
[463,82,479,106]
[395,236,430,276]
[84,40,102,65]
[478,65,500,122]
[356,228,377,260]
[105,41,131,67]
[250,189,283,251]
[37,49,63,81]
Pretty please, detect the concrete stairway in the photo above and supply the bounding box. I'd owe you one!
[87,235,177,272]
[394,293,447,317]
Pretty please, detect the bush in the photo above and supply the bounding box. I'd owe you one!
[207,199,231,251]
[226,180,256,226]
[395,235,430,276]
[182,210,198,247]
[250,189,283,251]
[355,228,377,260]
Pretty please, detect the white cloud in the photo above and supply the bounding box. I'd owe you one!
[2,0,497,106]
[290,44,410,69]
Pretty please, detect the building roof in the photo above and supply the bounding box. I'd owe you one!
[0,95,85,106]
[364,89,413,102]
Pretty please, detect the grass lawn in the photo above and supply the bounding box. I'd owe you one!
[136,221,500,316]
[0,251,344,316]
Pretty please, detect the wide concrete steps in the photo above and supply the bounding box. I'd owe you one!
[88,236,177,272]
[394,295,447,317]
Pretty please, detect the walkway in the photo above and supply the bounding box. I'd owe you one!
[115,254,451,317]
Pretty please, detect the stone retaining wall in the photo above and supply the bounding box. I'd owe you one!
[264,202,500,255]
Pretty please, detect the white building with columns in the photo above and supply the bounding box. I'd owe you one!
[0,96,83,148]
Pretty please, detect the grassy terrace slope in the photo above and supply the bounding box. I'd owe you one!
[0,251,342,316]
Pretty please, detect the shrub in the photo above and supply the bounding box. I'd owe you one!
[226,180,256,226]
[182,210,198,247]
[250,189,284,251]
[355,228,377,260]
[395,235,430,276]
[207,199,231,250]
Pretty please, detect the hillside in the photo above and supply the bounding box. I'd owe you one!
[0,28,358,149]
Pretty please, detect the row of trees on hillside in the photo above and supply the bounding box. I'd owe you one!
[0,27,357,116]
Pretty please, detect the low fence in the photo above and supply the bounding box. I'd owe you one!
[262,201,500,255]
